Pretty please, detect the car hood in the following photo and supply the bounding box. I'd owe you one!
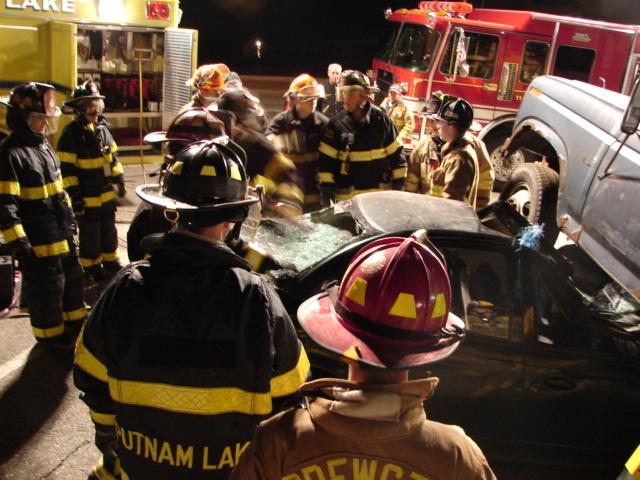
[350,191,497,234]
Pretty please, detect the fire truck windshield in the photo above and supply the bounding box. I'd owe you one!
[377,22,440,72]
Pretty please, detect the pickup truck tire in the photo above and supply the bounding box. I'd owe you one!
[499,163,559,243]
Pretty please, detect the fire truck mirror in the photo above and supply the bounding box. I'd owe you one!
[458,62,470,78]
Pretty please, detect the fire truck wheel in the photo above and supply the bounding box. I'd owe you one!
[499,162,559,244]
[484,131,533,191]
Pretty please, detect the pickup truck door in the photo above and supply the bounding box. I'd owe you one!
[578,131,640,298]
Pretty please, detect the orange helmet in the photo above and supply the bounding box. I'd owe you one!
[284,73,325,101]
[297,235,465,369]
[186,63,231,91]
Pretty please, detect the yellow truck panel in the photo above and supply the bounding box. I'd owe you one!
[0,0,181,29]
[0,0,196,163]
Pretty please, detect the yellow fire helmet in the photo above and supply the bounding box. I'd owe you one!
[284,73,325,101]
[186,63,231,92]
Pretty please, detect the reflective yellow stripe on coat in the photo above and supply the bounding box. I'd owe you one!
[75,340,310,415]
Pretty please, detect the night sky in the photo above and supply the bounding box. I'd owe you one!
[178,0,640,77]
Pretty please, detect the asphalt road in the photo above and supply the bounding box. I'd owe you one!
[0,76,618,479]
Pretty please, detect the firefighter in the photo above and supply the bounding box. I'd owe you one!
[127,104,228,262]
[57,79,125,288]
[409,93,494,209]
[0,82,86,347]
[129,105,281,273]
[465,129,494,210]
[316,63,343,117]
[74,139,310,480]
[266,74,329,212]
[231,233,496,480]
[431,97,480,207]
[183,63,231,110]
[218,88,304,217]
[318,70,407,206]
[380,83,414,142]
[405,92,447,194]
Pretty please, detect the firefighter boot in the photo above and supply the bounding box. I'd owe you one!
[83,269,102,306]
[36,331,76,350]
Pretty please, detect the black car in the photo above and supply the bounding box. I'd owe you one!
[244,191,640,478]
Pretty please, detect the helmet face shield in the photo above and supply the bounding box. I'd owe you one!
[42,88,61,117]
[27,112,60,135]
[80,99,105,116]
[296,83,325,101]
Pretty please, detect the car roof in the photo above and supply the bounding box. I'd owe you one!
[350,191,506,237]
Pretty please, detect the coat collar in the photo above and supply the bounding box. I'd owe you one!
[302,377,439,441]
[141,231,252,271]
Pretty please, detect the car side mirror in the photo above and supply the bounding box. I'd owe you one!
[621,78,640,134]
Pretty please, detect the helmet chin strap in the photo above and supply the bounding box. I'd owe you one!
[226,221,243,242]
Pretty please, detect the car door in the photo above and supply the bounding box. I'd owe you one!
[520,256,640,471]
[425,237,528,456]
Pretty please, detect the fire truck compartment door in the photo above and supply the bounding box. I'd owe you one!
[551,23,633,93]
[46,21,77,95]
[162,27,198,129]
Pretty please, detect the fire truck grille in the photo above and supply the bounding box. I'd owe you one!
[498,62,518,102]
[163,29,197,129]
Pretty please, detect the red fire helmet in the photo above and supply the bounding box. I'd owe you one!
[298,235,465,369]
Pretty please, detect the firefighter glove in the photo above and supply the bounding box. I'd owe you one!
[114,176,127,198]
[320,185,334,208]
[392,178,406,191]
[93,424,120,480]
[90,452,121,480]
[72,198,85,217]
[94,423,118,456]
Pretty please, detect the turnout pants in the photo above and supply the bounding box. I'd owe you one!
[79,210,121,276]
[19,247,86,343]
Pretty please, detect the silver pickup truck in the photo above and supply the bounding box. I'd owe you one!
[500,75,640,301]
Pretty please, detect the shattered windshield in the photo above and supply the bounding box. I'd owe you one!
[246,201,376,272]
[242,192,488,273]
[378,22,440,72]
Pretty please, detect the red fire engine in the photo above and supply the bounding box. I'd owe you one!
[371,1,640,185]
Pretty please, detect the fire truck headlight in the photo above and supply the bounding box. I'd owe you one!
[98,0,125,20]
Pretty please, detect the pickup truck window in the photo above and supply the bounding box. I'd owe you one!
[520,40,549,84]
[552,45,595,83]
